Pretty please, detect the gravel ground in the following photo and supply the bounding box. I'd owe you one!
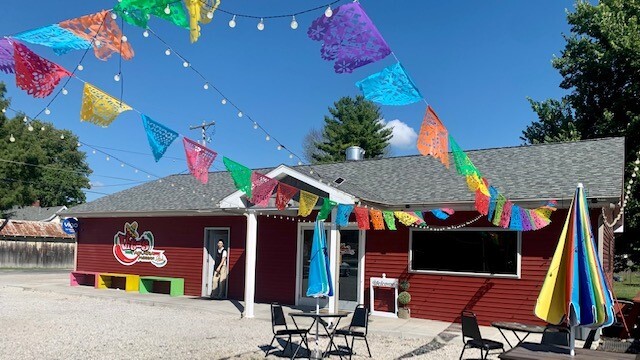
[0,285,503,360]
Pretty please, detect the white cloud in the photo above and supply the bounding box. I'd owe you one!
[380,119,418,149]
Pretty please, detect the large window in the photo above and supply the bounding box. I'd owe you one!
[410,229,519,277]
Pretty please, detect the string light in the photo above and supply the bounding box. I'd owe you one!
[183,61,190,68]
[253,122,258,129]
[110,12,117,20]
[325,6,333,17]
[203,83,209,90]
[142,30,149,38]
[121,35,128,42]
[60,134,65,140]
[265,135,270,141]
[221,99,227,105]
[290,16,298,30]
[40,126,45,131]
[206,11,214,19]
[603,150,640,227]
[114,73,121,82]
[94,40,101,46]
[277,145,282,150]
[237,111,243,118]
[77,64,83,71]
[62,88,68,95]
[27,125,33,132]
[228,15,237,28]
[9,134,15,143]
[164,4,171,15]
[165,49,171,56]
[44,108,51,115]
[257,18,265,31]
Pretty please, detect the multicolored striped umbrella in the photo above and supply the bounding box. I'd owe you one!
[534,183,615,355]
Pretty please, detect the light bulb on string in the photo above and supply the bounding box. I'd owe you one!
[1,108,5,113]
[325,6,333,17]
[111,12,117,20]
[23,116,28,123]
[9,134,15,142]
[114,73,121,82]
[40,126,45,131]
[120,163,125,167]
[60,134,65,140]
[290,16,298,30]
[77,64,84,71]
[106,156,110,161]
[221,99,227,105]
[298,161,302,166]
[237,111,243,118]
[203,83,209,90]
[289,153,294,159]
[44,108,51,115]
[165,49,171,56]
[229,15,237,28]
[265,135,270,141]
[62,88,68,95]
[164,4,171,14]
[207,11,214,19]
[183,61,190,67]
[257,18,265,31]
[92,150,96,154]
[277,145,282,150]
[121,35,128,42]
[142,30,149,37]
[253,122,258,129]
[94,40,101,46]
[27,125,33,132]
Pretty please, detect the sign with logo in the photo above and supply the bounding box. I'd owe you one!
[62,218,79,235]
[113,221,167,267]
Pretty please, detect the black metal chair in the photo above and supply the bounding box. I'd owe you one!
[541,325,570,346]
[335,304,371,360]
[265,303,309,358]
[459,311,504,360]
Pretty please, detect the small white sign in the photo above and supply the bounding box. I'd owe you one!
[370,275,398,318]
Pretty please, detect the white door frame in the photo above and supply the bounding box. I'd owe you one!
[201,227,231,297]
[295,222,366,309]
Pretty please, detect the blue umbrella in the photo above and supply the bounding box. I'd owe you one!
[306,220,334,357]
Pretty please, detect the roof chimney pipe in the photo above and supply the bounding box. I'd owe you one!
[345,146,365,161]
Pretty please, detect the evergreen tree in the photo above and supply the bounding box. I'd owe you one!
[0,83,91,211]
[311,95,392,164]
[522,0,640,230]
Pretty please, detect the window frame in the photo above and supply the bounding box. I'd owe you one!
[408,227,522,279]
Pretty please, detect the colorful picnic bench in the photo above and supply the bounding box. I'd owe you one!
[97,273,140,292]
[69,271,100,287]
[139,276,184,297]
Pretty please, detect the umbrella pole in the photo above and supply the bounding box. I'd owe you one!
[569,326,575,356]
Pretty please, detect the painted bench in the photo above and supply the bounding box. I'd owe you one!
[139,276,184,297]
[97,273,140,292]
[70,271,100,287]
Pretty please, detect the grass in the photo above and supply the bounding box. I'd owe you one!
[613,272,640,300]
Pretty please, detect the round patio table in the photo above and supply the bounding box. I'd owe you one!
[289,312,349,359]
[491,321,546,349]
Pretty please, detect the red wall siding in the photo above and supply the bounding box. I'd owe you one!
[76,216,246,298]
[254,216,298,304]
[364,210,575,325]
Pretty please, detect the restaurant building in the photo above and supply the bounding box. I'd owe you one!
[64,137,624,324]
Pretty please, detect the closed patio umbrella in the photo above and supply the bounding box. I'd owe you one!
[306,220,334,358]
[534,183,615,356]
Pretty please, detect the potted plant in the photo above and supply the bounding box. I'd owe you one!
[398,280,411,319]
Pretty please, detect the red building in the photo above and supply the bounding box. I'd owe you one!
[65,138,624,324]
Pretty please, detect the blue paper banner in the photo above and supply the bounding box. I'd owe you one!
[141,114,179,162]
[355,62,423,105]
[13,24,92,55]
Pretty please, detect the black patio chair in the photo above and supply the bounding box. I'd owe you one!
[459,311,504,360]
[541,325,570,346]
[335,304,371,360]
[265,303,309,358]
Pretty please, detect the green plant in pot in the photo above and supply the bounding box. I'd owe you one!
[398,280,411,319]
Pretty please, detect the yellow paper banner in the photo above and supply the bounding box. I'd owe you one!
[298,190,319,217]
[394,211,416,226]
[186,0,220,43]
[80,83,132,127]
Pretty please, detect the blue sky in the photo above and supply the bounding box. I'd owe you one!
[0,1,575,201]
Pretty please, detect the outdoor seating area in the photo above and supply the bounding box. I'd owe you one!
[70,271,184,297]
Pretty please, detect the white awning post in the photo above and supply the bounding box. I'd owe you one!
[244,210,258,318]
[328,208,339,314]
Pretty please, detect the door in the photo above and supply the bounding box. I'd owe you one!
[202,228,230,297]
[297,225,330,308]
[338,229,362,311]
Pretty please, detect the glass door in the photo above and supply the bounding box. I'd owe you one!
[298,226,329,308]
[338,229,361,311]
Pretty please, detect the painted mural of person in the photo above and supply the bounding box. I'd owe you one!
[211,240,228,299]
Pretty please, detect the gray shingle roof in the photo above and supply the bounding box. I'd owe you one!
[6,206,67,221]
[65,137,624,216]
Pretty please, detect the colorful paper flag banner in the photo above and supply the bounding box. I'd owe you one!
[354,207,370,230]
[370,209,385,230]
[185,0,220,43]
[307,2,391,73]
[317,198,338,221]
[80,83,132,127]
[431,209,451,220]
[141,114,178,162]
[355,62,422,105]
[0,39,14,74]
[417,106,449,168]
[475,190,490,216]
[250,172,278,207]
[275,182,298,211]
[59,10,134,61]
[183,137,217,184]
[114,0,190,29]
[12,41,71,98]
[449,135,481,177]
[336,204,354,227]
[499,201,513,228]
[492,194,507,227]
[487,186,499,222]
[223,157,252,197]
[510,204,523,231]
[12,24,92,56]
[383,211,397,230]
[298,190,319,217]
[395,211,417,226]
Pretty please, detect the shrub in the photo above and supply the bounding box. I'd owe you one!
[399,280,410,291]
[398,291,411,307]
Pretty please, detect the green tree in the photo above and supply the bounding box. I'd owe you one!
[0,83,91,211]
[311,95,392,164]
[522,0,640,230]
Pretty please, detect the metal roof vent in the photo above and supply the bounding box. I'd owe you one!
[345,146,365,161]
[334,177,345,185]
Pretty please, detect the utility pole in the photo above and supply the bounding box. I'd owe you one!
[189,121,216,146]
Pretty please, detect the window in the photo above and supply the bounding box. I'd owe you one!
[410,229,519,277]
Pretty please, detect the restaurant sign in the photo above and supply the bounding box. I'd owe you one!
[113,222,167,267]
